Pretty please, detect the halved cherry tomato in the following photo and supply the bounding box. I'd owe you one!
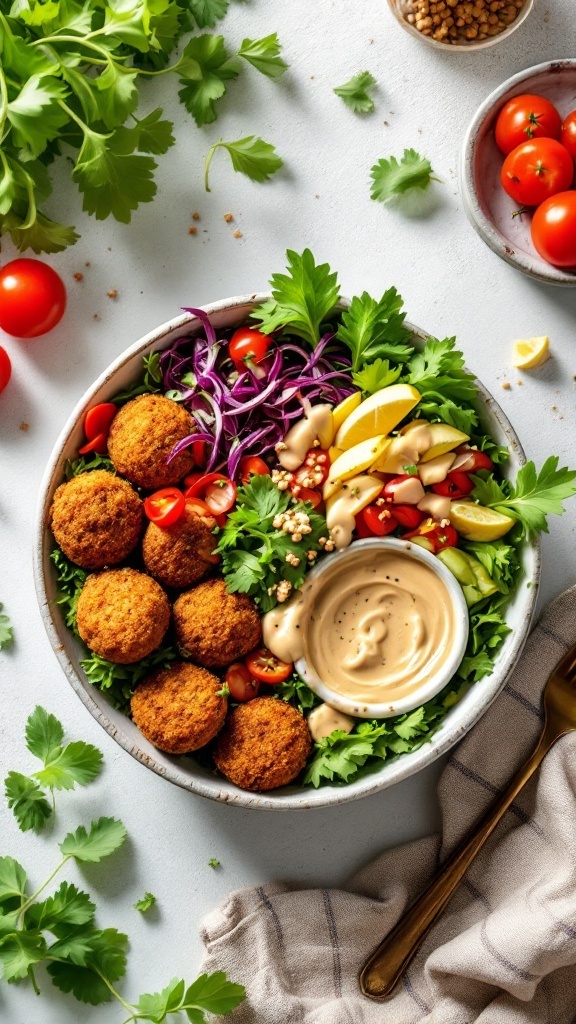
[452,446,493,473]
[361,506,398,537]
[186,472,236,514]
[144,487,185,528]
[392,505,426,530]
[229,327,270,372]
[225,663,260,702]
[239,456,270,486]
[294,486,322,509]
[404,519,458,553]
[0,347,11,394]
[84,402,117,441]
[355,513,375,538]
[183,472,206,489]
[78,433,108,455]
[560,110,576,159]
[244,647,293,684]
[432,470,474,500]
[495,94,562,155]
[500,138,574,207]
[383,474,418,503]
[186,497,227,531]
[192,440,207,469]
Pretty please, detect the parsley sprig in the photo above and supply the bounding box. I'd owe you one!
[404,335,479,434]
[471,458,576,537]
[216,475,328,612]
[334,71,377,113]
[204,136,284,192]
[251,248,340,348]
[5,707,103,833]
[336,289,413,371]
[370,148,439,203]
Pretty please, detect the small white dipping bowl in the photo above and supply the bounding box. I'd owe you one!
[295,537,469,720]
[460,59,576,286]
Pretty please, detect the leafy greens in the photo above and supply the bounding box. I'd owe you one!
[333,71,377,113]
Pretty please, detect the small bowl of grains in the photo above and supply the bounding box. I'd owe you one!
[386,0,534,50]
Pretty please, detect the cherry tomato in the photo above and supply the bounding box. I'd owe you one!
[0,259,66,338]
[144,487,185,528]
[392,505,426,530]
[183,472,206,489]
[383,474,419,504]
[560,110,576,159]
[360,506,398,537]
[186,472,236,514]
[404,520,458,554]
[500,138,573,207]
[295,486,322,509]
[244,647,293,685]
[192,439,207,469]
[355,513,375,538]
[452,446,493,473]
[78,433,108,455]
[531,191,576,268]
[432,470,474,500]
[84,402,117,442]
[0,346,11,394]
[239,456,270,485]
[229,327,270,372]
[292,449,330,491]
[495,94,562,155]
[225,663,260,702]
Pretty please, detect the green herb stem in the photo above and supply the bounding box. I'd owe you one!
[18,856,69,921]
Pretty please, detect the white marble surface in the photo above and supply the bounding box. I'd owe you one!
[1,1,576,1020]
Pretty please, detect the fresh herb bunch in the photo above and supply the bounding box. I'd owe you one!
[0,2,286,252]
[5,707,103,832]
[215,475,328,612]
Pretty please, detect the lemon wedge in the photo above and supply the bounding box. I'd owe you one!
[512,336,550,370]
[449,501,514,542]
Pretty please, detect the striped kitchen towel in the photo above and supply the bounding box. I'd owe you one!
[199,586,576,1023]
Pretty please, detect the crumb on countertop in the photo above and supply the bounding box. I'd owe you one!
[73,272,84,281]
[93,313,101,321]
[501,382,511,390]
[224,213,233,223]
[20,421,29,432]
[107,289,118,299]
[189,226,197,235]
[192,212,200,220]
[85,261,91,267]
[233,229,243,239]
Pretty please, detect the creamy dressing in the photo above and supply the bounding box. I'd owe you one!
[262,545,457,706]
[277,404,333,471]
[307,704,355,741]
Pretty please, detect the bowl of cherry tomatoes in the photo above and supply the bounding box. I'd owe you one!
[460,59,576,285]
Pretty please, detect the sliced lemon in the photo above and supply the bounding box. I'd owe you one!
[332,392,362,434]
[334,383,420,451]
[449,501,514,542]
[512,336,550,370]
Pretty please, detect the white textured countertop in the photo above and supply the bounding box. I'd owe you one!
[1,1,576,1020]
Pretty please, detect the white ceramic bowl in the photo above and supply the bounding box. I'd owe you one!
[460,59,576,286]
[34,297,541,810]
[386,0,534,52]
[295,537,470,719]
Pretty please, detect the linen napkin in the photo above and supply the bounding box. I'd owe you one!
[199,586,576,1023]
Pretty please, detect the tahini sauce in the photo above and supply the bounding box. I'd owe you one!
[262,545,457,706]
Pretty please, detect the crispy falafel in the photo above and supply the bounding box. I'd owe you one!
[77,567,170,663]
[107,394,195,489]
[142,505,218,589]
[173,578,261,667]
[131,662,227,753]
[213,698,312,791]
[50,470,142,569]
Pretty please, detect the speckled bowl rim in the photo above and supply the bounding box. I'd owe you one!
[295,537,470,719]
[34,297,541,810]
[460,59,576,286]
[386,0,534,53]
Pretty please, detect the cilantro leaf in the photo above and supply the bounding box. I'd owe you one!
[134,892,156,913]
[276,674,319,713]
[47,928,128,1004]
[352,359,401,395]
[93,63,139,130]
[0,857,27,906]
[371,148,438,203]
[0,603,14,650]
[404,336,479,433]
[35,741,104,791]
[25,706,64,763]
[472,457,576,537]
[251,248,340,347]
[112,109,176,155]
[27,882,95,932]
[73,130,157,223]
[60,818,127,864]
[7,75,69,157]
[336,289,412,371]
[188,0,229,27]
[0,930,47,981]
[238,33,288,78]
[184,971,246,1017]
[334,71,376,113]
[4,772,52,833]
[178,35,239,127]
[136,977,185,1021]
[204,135,283,191]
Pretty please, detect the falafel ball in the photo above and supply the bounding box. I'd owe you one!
[77,568,170,664]
[142,504,218,589]
[173,578,261,668]
[131,662,227,754]
[107,394,195,489]
[213,698,312,791]
[50,470,142,570]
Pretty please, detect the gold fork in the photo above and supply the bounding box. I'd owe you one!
[359,640,576,1001]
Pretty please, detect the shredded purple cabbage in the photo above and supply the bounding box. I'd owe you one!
[161,317,355,478]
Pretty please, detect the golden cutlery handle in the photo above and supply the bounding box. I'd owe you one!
[360,729,557,1000]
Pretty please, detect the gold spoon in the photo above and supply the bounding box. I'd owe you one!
[360,639,576,1001]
